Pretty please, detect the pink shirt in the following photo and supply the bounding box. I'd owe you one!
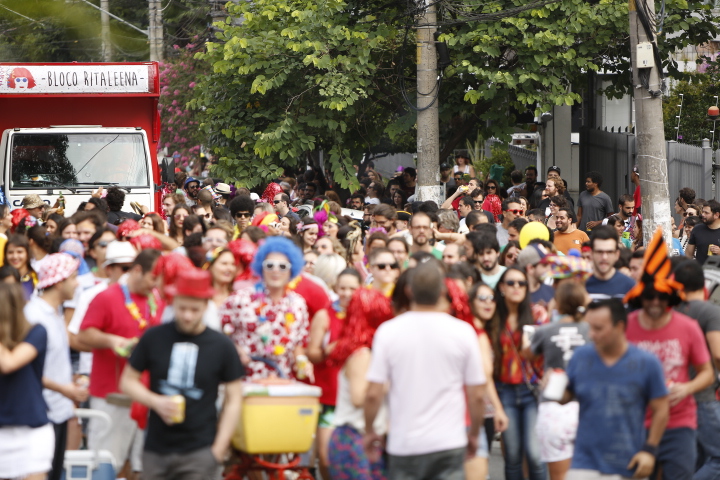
[626,309,710,430]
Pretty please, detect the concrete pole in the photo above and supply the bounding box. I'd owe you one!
[148,0,163,61]
[415,1,444,205]
[629,0,671,247]
[100,0,111,61]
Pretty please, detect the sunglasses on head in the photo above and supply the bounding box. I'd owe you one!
[373,262,399,270]
[235,212,251,218]
[503,279,528,287]
[263,260,291,271]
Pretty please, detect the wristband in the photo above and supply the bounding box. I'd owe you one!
[640,443,658,457]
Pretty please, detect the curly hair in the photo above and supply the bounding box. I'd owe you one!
[328,288,394,367]
[251,236,305,279]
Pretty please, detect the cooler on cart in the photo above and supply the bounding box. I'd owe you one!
[233,381,322,454]
[60,409,117,480]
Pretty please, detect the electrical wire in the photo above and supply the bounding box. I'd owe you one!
[0,4,46,25]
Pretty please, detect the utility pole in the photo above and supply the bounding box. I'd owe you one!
[100,0,111,61]
[148,0,163,61]
[629,0,671,247]
[414,0,444,205]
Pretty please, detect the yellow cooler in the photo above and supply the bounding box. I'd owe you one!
[232,381,322,454]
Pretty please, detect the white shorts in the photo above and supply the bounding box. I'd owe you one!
[567,469,640,480]
[88,396,144,471]
[0,423,55,478]
[536,400,579,463]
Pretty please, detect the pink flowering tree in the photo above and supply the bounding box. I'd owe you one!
[158,43,204,170]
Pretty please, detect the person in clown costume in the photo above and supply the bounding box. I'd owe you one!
[220,236,312,380]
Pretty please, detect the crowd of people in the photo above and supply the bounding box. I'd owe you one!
[1,155,720,480]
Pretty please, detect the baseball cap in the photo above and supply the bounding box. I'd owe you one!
[547,166,561,175]
[515,243,550,269]
[440,163,452,171]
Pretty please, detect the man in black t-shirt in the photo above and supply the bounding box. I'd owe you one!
[687,200,720,265]
[121,269,244,480]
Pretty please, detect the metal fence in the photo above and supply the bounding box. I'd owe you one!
[580,127,715,224]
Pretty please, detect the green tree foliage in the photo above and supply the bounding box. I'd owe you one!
[192,0,717,188]
[663,61,720,147]
[0,0,210,62]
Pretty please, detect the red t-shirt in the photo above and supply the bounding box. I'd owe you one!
[314,308,345,406]
[80,283,165,399]
[626,309,710,429]
[291,274,331,320]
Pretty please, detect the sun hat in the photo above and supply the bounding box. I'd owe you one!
[22,194,45,210]
[214,183,231,195]
[165,268,215,299]
[36,253,80,290]
[103,241,138,267]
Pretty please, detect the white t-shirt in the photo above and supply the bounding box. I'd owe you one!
[25,296,75,424]
[366,311,486,456]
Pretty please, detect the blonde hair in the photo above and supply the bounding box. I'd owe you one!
[0,283,30,350]
[314,254,349,289]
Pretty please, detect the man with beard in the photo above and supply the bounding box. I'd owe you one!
[552,208,589,255]
[686,200,720,265]
[576,171,614,233]
[465,231,505,288]
[585,226,635,301]
[625,231,714,480]
[183,178,201,206]
[523,166,538,199]
[409,211,442,259]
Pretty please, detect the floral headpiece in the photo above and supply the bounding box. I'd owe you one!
[313,201,337,238]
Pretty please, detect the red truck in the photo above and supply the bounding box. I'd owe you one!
[0,62,167,213]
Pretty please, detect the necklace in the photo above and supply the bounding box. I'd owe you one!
[121,284,157,331]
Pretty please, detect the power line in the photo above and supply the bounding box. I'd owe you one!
[0,4,46,26]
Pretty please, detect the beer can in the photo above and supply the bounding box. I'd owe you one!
[543,369,569,401]
[170,395,185,424]
[75,375,89,390]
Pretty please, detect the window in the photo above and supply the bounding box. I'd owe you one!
[11,133,149,188]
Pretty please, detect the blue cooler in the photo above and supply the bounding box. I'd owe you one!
[61,409,117,480]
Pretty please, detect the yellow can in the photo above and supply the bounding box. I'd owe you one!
[170,395,185,424]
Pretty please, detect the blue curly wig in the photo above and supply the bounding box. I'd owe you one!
[251,236,305,279]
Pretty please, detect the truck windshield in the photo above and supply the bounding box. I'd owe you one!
[10,133,149,188]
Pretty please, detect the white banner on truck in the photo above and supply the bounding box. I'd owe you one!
[0,64,150,94]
